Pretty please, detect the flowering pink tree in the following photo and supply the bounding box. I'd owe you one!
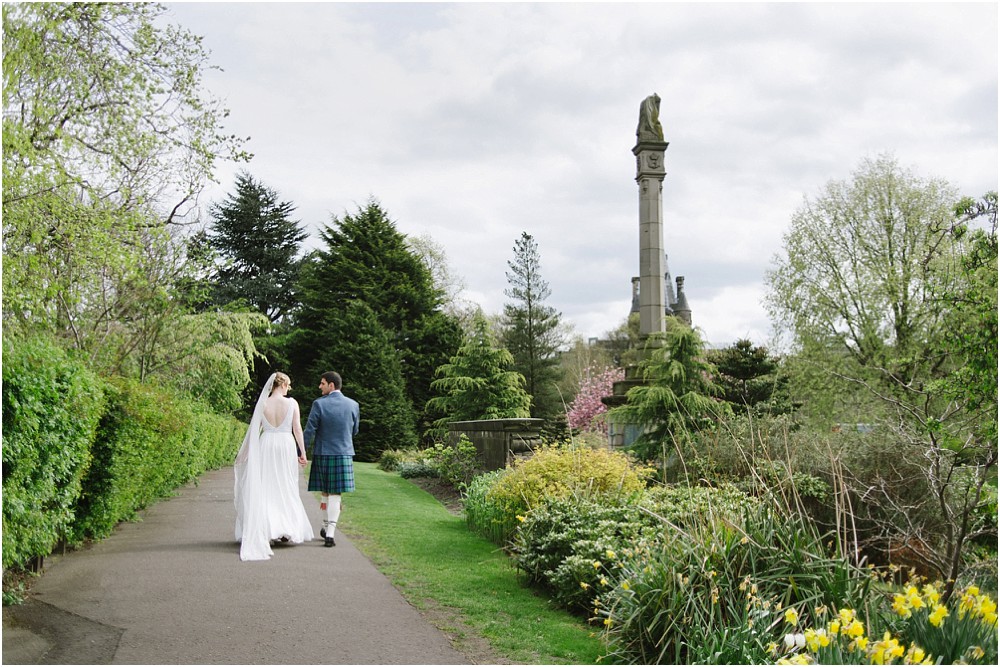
[567,365,625,433]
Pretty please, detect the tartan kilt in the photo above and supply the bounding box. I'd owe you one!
[308,455,355,494]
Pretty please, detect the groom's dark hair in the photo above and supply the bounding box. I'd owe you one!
[321,371,342,390]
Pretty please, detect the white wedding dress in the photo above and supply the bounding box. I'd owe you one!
[234,397,314,561]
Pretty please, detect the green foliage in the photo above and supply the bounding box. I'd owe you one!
[398,461,440,479]
[707,339,793,417]
[463,469,515,546]
[2,335,104,569]
[501,231,564,421]
[71,378,244,541]
[425,310,531,440]
[935,192,997,446]
[378,448,416,472]
[595,505,877,665]
[464,444,649,546]
[3,2,248,351]
[206,172,307,322]
[513,497,657,613]
[422,436,481,488]
[140,310,270,414]
[304,299,417,461]
[609,322,731,465]
[294,199,460,440]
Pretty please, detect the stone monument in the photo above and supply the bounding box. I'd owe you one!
[602,93,673,447]
[633,93,670,338]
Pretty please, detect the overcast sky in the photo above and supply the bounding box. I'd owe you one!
[162,1,998,348]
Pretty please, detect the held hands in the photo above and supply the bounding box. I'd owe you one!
[297,451,307,466]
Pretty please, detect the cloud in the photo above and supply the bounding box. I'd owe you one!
[163,1,998,348]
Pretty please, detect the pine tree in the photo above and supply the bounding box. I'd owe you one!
[207,172,307,322]
[425,311,531,441]
[501,232,564,422]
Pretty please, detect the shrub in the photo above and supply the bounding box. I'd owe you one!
[2,336,104,569]
[474,443,649,546]
[378,448,409,472]
[513,484,760,615]
[422,435,480,488]
[595,505,877,664]
[70,377,243,541]
[513,496,657,613]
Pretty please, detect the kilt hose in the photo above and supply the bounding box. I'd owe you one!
[308,455,355,494]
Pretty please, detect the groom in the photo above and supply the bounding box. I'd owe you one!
[304,371,360,547]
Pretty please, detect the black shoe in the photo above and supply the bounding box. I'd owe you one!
[320,527,326,538]
[324,535,335,547]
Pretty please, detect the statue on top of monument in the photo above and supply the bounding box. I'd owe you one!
[636,93,664,143]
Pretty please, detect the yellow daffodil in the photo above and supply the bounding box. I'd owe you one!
[621,581,630,591]
[928,604,948,627]
[785,607,799,626]
[580,581,590,590]
[592,560,602,569]
[516,515,526,522]
[892,594,912,619]
[828,620,841,635]
[605,549,616,560]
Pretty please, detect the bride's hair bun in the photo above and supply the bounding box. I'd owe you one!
[273,372,291,389]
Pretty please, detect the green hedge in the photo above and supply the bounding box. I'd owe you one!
[3,336,246,569]
[70,378,244,541]
[2,336,104,569]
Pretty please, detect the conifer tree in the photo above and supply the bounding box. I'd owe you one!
[306,299,416,461]
[293,199,460,439]
[206,172,306,322]
[425,311,531,441]
[609,321,730,464]
[501,232,564,422]
[707,339,791,417]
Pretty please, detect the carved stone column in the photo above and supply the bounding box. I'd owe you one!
[633,140,670,338]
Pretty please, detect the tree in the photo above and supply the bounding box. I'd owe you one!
[304,300,416,461]
[206,172,307,322]
[2,3,252,398]
[566,364,624,434]
[765,155,960,407]
[501,232,564,422]
[765,154,996,596]
[707,339,792,417]
[608,321,730,468]
[293,199,460,438]
[425,311,531,441]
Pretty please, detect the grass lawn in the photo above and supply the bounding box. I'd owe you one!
[336,462,605,664]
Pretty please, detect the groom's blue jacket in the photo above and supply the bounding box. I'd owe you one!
[303,391,359,457]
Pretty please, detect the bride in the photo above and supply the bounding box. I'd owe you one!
[234,372,315,561]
